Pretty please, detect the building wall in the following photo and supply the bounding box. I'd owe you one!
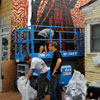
[10,0,91,59]
[0,0,12,60]
[84,5,100,82]
[11,0,28,59]
[0,0,17,92]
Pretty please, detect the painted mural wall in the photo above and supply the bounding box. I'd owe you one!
[28,0,90,28]
[11,0,91,59]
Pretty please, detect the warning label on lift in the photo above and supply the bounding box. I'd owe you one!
[38,54,45,57]
[63,52,78,56]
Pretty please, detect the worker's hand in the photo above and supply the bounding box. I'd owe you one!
[25,76,28,84]
[52,70,57,76]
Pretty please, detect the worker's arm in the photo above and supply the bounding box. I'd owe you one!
[26,61,36,81]
[26,69,33,81]
[52,58,62,76]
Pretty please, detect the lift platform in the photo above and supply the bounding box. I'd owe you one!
[14,25,84,62]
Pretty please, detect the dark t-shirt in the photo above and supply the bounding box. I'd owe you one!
[50,50,62,75]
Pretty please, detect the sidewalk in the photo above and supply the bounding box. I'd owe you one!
[0,92,90,100]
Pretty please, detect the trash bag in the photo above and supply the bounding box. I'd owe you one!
[92,53,100,67]
[64,70,87,100]
[17,76,37,100]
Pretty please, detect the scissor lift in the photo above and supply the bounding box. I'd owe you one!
[14,25,84,86]
[14,25,84,62]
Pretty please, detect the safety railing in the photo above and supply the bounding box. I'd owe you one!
[14,25,84,62]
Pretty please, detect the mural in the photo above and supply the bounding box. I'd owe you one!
[30,0,77,27]
[29,0,91,27]
[11,0,28,59]
[11,0,91,59]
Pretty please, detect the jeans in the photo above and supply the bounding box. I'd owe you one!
[37,71,48,99]
[50,74,62,100]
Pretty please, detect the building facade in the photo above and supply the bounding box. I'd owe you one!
[0,0,13,92]
[81,0,100,82]
[0,0,91,92]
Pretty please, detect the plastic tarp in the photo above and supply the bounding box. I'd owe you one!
[64,70,87,100]
[17,76,37,100]
[92,54,100,67]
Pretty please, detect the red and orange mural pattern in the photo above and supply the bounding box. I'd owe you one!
[11,0,91,59]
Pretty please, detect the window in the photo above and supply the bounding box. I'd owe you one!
[2,36,8,61]
[2,27,9,32]
[0,27,9,61]
[91,24,100,52]
[87,23,100,53]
